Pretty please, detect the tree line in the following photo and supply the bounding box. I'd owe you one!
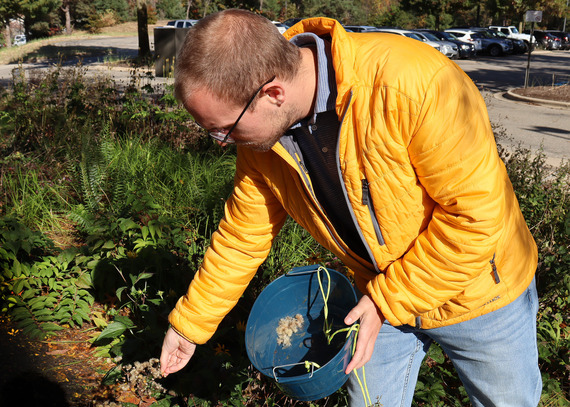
[0,0,568,47]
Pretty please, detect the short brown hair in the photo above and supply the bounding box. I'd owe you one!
[174,9,301,106]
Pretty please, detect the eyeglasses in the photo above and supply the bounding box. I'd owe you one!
[207,76,276,144]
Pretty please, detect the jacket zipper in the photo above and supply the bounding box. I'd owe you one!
[292,148,347,255]
[361,179,386,246]
[334,92,381,272]
[490,253,500,283]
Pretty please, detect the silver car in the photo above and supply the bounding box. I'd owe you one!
[375,28,441,53]
[413,30,458,58]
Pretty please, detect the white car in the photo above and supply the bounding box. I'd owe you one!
[166,19,198,28]
[489,25,536,50]
[375,28,441,53]
[444,29,483,52]
[14,34,26,46]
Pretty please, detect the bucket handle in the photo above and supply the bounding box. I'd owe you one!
[272,361,316,382]
[286,265,325,276]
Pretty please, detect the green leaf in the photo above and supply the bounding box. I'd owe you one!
[76,273,92,289]
[114,315,135,328]
[116,286,127,301]
[95,321,128,342]
[12,260,22,277]
[72,313,84,326]
[102,365,123,385]
[21,240,32,255]
[13,278,26,294]
[29,297,46,311]
[21,288,38,300]
[41,322,64,332]
[119,218,140,233]
[148,223,157,239]
[102,240,115,250]
[58,248,78,265]
[76,308,90,322]
[141,226,149,240]
[54,310,72,320]
[135,272,154,283]
[150,399,173,407]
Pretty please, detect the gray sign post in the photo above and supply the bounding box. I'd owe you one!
[524,10,543,88]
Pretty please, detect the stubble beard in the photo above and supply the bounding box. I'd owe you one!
[241,105,301,152]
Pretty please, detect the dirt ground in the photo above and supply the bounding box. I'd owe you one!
[0,315,116,406]
[511,84,570,103]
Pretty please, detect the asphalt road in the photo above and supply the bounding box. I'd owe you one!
[455,52,569,166]
[1,35,568,165]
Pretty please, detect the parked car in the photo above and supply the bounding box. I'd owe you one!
[486,29,526,54]
[272,21,288,34]
[376,28,441,53]
[417,29,476,59]
[166,19,198,28]
[447,28,511,56]
[546,30,570,50]
[13,34,26,46]
[444,29,483,53]
[526,30,562,50]
[343,25,382,32]
[488,25,535,51]
[470,28,514,55]
[412,30,458,58]
[283,18,302,28]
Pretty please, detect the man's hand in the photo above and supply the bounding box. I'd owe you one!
[160,326,197,376]
[343,294,384,374]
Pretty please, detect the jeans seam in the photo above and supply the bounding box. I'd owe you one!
[400,337,422,407]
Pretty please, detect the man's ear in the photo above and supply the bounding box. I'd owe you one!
[264,83,286,106]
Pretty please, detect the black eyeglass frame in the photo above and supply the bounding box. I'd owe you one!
[208,76,276,144]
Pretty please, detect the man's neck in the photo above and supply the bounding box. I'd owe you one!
[293,47,319,120]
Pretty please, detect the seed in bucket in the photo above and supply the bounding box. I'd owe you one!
[276,314,304,348]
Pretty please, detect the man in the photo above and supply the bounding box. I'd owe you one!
[160,9,541,406]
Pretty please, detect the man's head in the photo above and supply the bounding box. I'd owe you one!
[174,9,306,151]
[175,9,301,107]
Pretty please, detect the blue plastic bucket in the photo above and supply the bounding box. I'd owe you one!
[245,265,357,401]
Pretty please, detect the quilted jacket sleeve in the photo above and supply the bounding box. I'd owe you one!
[168,149,288,343]
[367,63,507,326]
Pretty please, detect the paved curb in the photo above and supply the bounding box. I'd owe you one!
[504,88,570,109]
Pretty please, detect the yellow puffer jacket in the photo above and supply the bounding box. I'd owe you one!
[169,18,537,344]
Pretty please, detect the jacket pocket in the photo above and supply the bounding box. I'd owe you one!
[362,179,385,246]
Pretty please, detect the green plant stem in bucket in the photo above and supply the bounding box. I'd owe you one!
[315,266,372,405]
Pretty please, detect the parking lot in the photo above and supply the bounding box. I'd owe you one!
[455,50,570,92]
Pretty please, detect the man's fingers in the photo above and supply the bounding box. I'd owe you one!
[344,295,384,374]
[160,327,196,376]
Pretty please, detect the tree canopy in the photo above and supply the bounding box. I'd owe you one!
[1,0,568,46]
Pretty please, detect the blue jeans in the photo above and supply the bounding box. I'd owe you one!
[347,279,541,407]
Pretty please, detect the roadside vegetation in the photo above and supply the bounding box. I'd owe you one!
[1,59,569,406]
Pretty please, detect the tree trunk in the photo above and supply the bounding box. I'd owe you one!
[137,0,152,60]
[4,24,11,48]
[62,4,72,34]
[202,0,210,18]
[186,0,192,19]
